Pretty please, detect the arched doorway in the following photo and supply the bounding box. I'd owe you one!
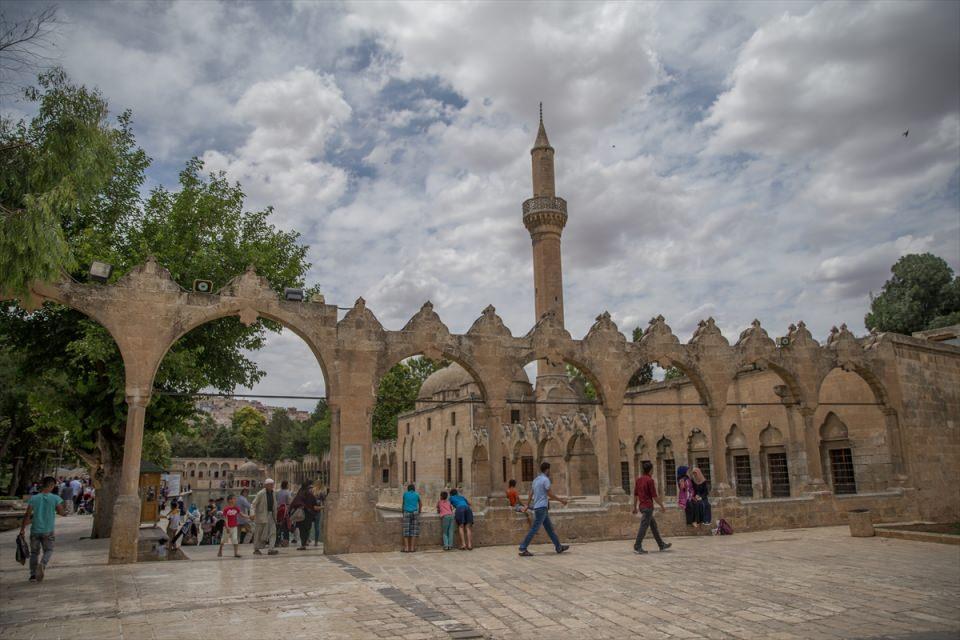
[566,433,600,495]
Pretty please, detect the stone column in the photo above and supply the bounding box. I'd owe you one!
[882,408,908,486]
[602,407,624,496]
[706,410,731,496]
[783,405,808,496]
[800,407,828,492]
[108,389,150,564]
[486,401,505,498]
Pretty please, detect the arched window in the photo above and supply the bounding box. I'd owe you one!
[760,424,790,498]
[820,413,857,494]
[656,437,676,497]
[726,424,752,498]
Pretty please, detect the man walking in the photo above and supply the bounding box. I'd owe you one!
[69,477,83,514]
[518,462,569,556]
[633,460,671,554]
[20,476,66,582]
[251,479,279,555]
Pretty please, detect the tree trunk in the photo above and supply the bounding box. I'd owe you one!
[82,428,125,539]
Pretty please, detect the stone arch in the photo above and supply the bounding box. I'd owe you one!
[515,350,607,404]
[623,354,713,408]
[819,412,857,495]
[377,347,490,406]
[566,433,600,495]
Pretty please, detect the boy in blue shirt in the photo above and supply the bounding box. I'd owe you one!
[401,484,422,553]
[519,461,569,556]
[20,476,66,582]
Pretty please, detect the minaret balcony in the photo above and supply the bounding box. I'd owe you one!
[522,196,568,231]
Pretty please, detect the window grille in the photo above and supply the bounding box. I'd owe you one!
[695,456,712,484]
[451,412,456,426]
[767,452,790,497]
[403,462,408,483]
[521,456,534,482]
[620,461,631,494]
[412,461,416,483]
[663,458,677,496]
[829,448,857,495]
[445,458,452,483]
[502,457,507,482]
[734,455,753,497]
[456,457,463,484]
[381,468,389,484]
[510,409,521,423]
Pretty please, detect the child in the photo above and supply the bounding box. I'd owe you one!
[449,489,473,550]
[165,503,181,550]
[437,491,455,550]
[218,495,242,558]
[506,479,527,512]
[401,484,422,553]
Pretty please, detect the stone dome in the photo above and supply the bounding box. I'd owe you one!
[418,363,474,400]
[237,461,259,474]
[417,362,532,400]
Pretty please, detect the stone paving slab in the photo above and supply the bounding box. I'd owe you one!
[1,514,958,639]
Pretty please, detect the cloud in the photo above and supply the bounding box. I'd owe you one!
[811,234,937,299]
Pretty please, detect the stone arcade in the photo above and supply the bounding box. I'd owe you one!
[6,114,959,563]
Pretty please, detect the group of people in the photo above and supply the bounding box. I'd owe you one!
[163,479,328,559]
[27,476,94,516]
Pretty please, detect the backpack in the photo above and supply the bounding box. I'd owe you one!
[715,518,733,535]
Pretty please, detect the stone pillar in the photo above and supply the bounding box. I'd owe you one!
[707,410,731,496]
[602,407,624,496]
[882,408,908,486]
[783,405,808,496]
[486,402,505,498]
[108,389,150,564]
[800,407,828,493]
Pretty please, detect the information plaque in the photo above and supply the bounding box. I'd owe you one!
[343,444,363,476]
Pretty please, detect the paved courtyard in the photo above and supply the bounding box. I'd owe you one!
[1,515,958,640]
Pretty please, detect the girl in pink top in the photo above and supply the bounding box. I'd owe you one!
[437,491,455,551]
[676,466,696,526]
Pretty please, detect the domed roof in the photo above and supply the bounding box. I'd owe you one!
[417,363,532,400]
[418,363,474,400]
[237,461,259,473]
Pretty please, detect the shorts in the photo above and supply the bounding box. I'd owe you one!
[402,512,420,537]
[223,525,238,544]
[455,506,474,526]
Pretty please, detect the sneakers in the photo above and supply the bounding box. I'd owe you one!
[36,563,45,582]
[518,549,533,557]
[556,545,570,554]
[28,575,37,582]
[659,542,672,552]
[253,549,262,555]
[634,548,648,555]
[267,549,278,556]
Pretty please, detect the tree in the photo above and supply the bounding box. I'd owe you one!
[142,431,171,468]
[232,407,266,460]
[0,72,311,537]
[663,367,685,381]
[566,364,597,400]
[865,253,960,335]
[0,6,58,97]
[371,357,447,441]
[628,327,654,387]
[307,400,331,455]
[209,426,244,458]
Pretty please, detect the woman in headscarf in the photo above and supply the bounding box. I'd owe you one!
[676,466,696,526]
[289,482,318,551]
[690,467,711,528]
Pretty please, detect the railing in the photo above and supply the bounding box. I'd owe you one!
[522,196,567,216]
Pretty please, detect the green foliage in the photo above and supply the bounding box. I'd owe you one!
[629,327,654,387]
[865,253,960,334]
[664,367,684,381]
[263,409,310,462]
[308,401,331,455]
[0,71,311,534]
[232,407,266,460]
[371,357,447,441]
[0,69,131,295]
[208,426,244,458]
[566,364,597,400]
[142,431,171,468]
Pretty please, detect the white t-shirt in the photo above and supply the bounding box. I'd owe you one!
[70,479,82,496]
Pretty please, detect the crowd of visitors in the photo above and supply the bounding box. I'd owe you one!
[161,478,329,558]
[27,475,94,515]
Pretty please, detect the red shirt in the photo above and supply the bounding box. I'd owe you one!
[634,475,658,510]
[223,506,240,528]
[506,488,520,507]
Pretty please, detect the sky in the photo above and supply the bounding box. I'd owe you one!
[4,0,959,410]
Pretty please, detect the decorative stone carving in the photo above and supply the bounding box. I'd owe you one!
[584,311,627,347]
[338,297,384,334]
[219,264,276,300]
[828,323,863,371]
[640,315,679,351]
[115,256,182,294]
[785,321,819,349]
[401,301,450,337]
[689,317,729,348]
[736,319,776,367]
[466,304,512,338]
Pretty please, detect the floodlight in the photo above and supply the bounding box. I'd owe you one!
[284,288,305,302]
[193,279,213,293]
[778,337,791,347]
[89,261,113,283]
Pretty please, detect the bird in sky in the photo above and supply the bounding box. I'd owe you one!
[903,130,909,137]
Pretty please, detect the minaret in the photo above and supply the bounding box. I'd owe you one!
[523,104,568,379]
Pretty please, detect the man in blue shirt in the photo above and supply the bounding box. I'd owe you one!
[401,484,422,553]
[519,461,570,556]
[20,476,66,582]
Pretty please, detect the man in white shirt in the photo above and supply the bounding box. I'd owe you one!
[69,477,83,513]
[518,461,569,556]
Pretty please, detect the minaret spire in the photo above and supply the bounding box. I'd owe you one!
[534,102,551,150]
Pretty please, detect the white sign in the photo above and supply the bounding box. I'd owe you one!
[343,445,363,476]
[162,472,182,496]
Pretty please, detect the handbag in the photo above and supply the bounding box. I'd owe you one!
[289,507,305,524]
[15,533,29,565]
